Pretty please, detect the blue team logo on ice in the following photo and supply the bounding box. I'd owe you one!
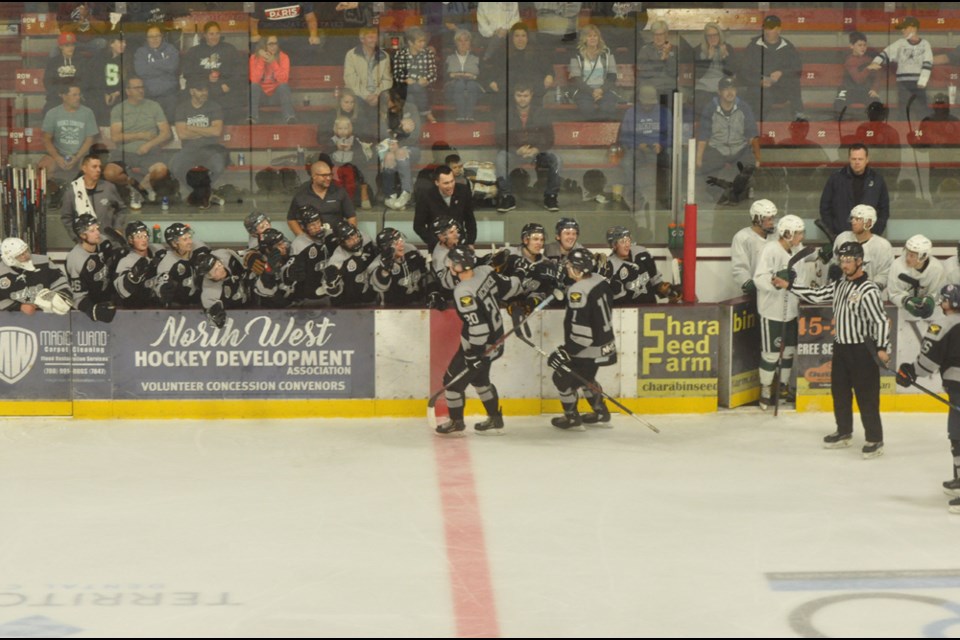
[0,327,38,384]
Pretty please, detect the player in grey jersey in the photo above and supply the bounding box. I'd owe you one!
[436,246,523,437]
[114,221,166,308]
[0,237,72,314]
[64,214,119,322]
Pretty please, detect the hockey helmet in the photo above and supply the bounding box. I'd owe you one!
[258,228,288,252]
[776,214,805,239]
[0,237,30,269]
[606,225,631,247]
[749,199,778,224]
[125,220,149,241]
[849,204,877,230]
[432,217,460,237]
[164,223,193,248]
[565,247,594,274]
[446,245,477,271]
[193,252,221,277]
[905,234,932,262]
[555,217,580,236]
[376,227,403,254]
[940,284,960,310]
[244,210,271,235]
[836,241,864,261]
[334,219,360,245]
[72,213,99,238]
[297,205,323,229]
[521,222,546,243]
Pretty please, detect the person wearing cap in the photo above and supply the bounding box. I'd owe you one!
[737,14,804,120]
[43,32,87,116]
[134,25,181,121]
[615,84,672,211]
[636,20,679,104]
[39,82,99,178]
[696,75,760,203]
[868,16,933,120]
[86,32,132,126]
[170,76,226,202]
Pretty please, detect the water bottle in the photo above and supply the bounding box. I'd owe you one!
[297,145,305,166]
[667,223,678,250]
[677,223,685,248]
[238,152,245,167]
[130,188,142,210]
[152,224,161,243]
[161,196,169,212]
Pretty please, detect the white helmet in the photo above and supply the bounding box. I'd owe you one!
[905,234,932,263]
[849,204,877,230]
[1,237,34,271]
[749,199,778,224]
[776,215,805,239]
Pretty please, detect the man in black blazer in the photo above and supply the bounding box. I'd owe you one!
[414,165,477,250]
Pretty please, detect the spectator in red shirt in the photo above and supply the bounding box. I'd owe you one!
[249,36,296,124]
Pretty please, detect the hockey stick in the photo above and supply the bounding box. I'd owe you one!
[771,244,817,415]
[814,218,836,245]
[521,341,660,433]
[426,293,556,428]
[897,272,927,342]
[865,338,960,412]
[905,93,926,200]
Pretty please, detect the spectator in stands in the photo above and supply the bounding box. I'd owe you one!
[569,24,620,122]
[43,32,85,116]
[414,165,476,249]
[482,22,556,105]
[636,20,678,105]
[56,2,110,53]
[834,31,881,119]
[534,2,582,46]
[182,21,245,125]
[615,84,672,212]
[249,36,296,124]
[40,83,99,178]
[251,2,321,67]
[343,26,393,126]
[318,116,375,208]
[696,77,760,203]
[378,88,422,210]
[908,93,960,147]
[286,160,356,236]
[318,89,373,146]
[477,3,520,60]
[314,2,376,62]
[494,82,562,214]
[819,143,890,237]
[393,26,439,124]
[85,32,131,127]
[445,30,482,121]
[693,22,737,114]
[868,17,932,120]
[737,14,804,120]
[59,154,127,241]
[851,101,901,148]
[134,25,180,121]
[109,75,171,199]
[170,76,227,203]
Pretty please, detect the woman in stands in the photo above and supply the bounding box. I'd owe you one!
[693,22,738,115]
[568,24,619,122]
[318,88,376,146]
[393,26,438,124]
[249,36,296,124]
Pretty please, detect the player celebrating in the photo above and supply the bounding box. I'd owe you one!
[548,247,617,431]
[436,245,523,437]
[887,234,944,320]
[603,225,679,306]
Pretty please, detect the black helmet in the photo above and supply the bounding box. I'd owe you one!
[297,205,323,228]
[376,227,403,253]
[164,222,192,248]
[565,247,594,274]
[446,246,477,271]
[192,251,220,277]
[258,228,288,251]
[521,222,546,243]
[244,210,270,235]
[432,217,460,237]
[125,220,149,241]
[555,217,580,236]
[836,241,864,260]
[606,225,630,247]
[940,284,960,310]
[72,213,98,237]
[334,219,359,243]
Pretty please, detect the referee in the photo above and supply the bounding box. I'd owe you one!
[773,241,891,459]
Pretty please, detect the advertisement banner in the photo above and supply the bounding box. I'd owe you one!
[0,313,72,401]
[72,309,376,400]
[718,297,761,408]
[637,306,720,403]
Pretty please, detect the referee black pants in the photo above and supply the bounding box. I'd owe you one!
[832,343,883,443]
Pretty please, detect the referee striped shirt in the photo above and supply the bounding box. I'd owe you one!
[790,273,890,349]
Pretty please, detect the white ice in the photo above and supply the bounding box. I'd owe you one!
[2,410,960,638]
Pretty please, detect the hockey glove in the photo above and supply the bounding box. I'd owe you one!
[593,252,608,274]
[489,248,510,273]
[243,251,269,276]
[741,279,757,296]
[774,268,796,284]
[905,296,935,319]
[206,301,227,329]
[827,264,843,283]
[463,350,485,370]
[34,288,72,315]
[127,257,150,285]
[547,347,571,371]
[818,243,833,263]
[426,291,448,311]
[92,301,117,323]
[896,362,917,387]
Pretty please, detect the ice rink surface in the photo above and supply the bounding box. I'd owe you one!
[2,409,960,638]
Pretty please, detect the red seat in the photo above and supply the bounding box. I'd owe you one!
[222,124,319,149]
[420,121,495,147]
[289,66,343,90]
[553,122,620,147]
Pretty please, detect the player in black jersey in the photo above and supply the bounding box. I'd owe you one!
[548,248,618,430]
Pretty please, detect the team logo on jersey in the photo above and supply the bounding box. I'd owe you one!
[176,263,186,276]
[460,295,473,307]
[347,261,356,272]
[570,292,583,303]
[309,246,318,260]
[929,324,942,334]
[0,277,9,289]
[86,258,97,272]
[0,327,38,384]
[847,291,862,304]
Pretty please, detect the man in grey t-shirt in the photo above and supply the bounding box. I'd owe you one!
[109,75,172,192]
[40,83,99,178]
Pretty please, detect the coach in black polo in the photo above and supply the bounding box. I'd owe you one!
[286,159,356,235]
